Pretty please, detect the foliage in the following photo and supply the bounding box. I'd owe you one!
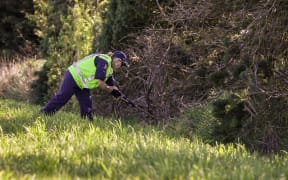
[112,0,288,153]
[97,0,172,51]
[172,105,217,143]
[0,0,38,57]
[211,94,249,143]
[30,62,49,104]
[206,0,288,152]
[1,99,288,179]
[30,0,100,102]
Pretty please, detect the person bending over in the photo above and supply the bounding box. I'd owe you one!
[41,51,129,121]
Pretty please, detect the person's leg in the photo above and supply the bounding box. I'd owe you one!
[75,89,93,121]
[42,71,77,115]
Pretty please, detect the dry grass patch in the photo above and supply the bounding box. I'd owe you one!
[0,58,45,101]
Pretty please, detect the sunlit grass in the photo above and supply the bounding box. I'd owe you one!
[0,98,288,179]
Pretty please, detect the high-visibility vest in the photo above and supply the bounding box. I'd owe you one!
[68,54,113,89]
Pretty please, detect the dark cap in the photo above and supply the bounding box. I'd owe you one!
[112,51,129,67]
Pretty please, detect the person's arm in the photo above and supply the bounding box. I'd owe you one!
[98,80,118,93]
[94,57,121,97]
[98,80,121,98]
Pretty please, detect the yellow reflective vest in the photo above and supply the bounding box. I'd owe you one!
[68,54,113,89]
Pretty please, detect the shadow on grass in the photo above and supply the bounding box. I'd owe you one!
[0,118,35,135]
[0,99,33,133]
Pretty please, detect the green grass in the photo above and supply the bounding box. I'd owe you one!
[0,99,288,179]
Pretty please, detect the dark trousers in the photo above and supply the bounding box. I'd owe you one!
[42,71,93,120]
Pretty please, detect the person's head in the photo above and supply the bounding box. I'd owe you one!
[112,51,129,69]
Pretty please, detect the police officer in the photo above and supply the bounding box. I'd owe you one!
[41,51,129,121]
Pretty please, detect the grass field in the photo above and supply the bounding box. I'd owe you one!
[0,98,288,179]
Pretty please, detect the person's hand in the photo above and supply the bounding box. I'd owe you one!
[111,89,122,98]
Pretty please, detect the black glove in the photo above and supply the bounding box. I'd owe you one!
[111,89,122,98]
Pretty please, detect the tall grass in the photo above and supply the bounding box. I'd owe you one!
[0,98,288,179]
[0,58,45,101]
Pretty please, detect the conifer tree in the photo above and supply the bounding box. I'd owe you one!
[31,0,100,102]
[98,0,164,51]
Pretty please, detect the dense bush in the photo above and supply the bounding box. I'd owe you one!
[113,0,288,152]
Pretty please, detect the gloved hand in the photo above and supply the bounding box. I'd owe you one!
[111,89,122,98]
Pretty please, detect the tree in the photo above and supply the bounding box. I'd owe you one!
[97,0,169,51]
[0,0,37,57]
[31,0,100,103]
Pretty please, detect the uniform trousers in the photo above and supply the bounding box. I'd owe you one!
[42,71,93,120]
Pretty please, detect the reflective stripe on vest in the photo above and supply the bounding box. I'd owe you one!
[72,63,94,89]
[68,53,112,89]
